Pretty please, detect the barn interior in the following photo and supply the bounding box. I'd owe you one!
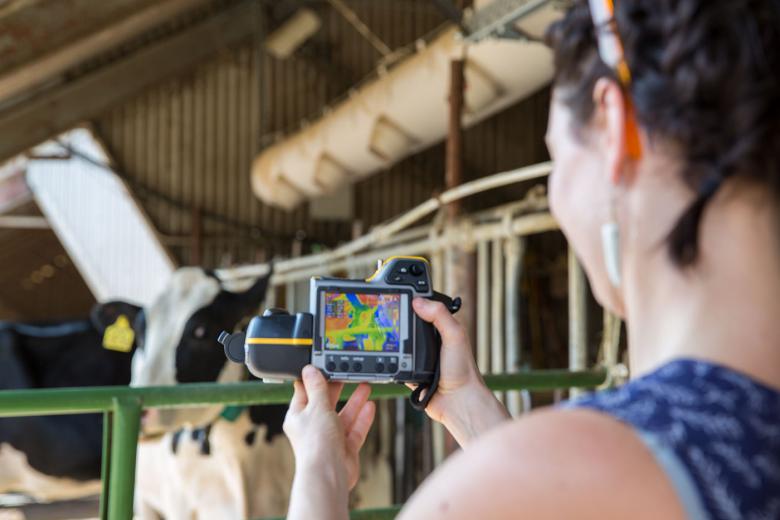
[0,0,624,518]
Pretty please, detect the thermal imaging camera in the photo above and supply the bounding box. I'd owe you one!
[219,257,460,410]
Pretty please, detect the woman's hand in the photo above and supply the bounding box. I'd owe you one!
[411,298,510,445]
[284,365,376,490]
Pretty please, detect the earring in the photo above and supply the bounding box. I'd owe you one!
[601,193,622,288]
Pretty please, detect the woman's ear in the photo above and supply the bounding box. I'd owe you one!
[592,78,628,185]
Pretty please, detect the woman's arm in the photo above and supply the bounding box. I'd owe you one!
[287,452,348,520]
[398,408,687,520]
[284,367,376,520]
[411,298,510,445]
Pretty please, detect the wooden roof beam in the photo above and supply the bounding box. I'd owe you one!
[0,0,258,163]
[0,0,211,107]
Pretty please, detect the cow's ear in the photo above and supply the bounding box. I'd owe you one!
[90,301,143,334]
[227,265,274,313]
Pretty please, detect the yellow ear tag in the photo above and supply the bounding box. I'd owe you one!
[103,315,135,353]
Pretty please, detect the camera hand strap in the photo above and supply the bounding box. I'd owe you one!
[408,293,461,412]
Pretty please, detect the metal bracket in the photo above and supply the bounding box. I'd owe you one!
[461,0,551,43]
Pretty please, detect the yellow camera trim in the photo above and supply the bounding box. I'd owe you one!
[365,256,430,282]
[246,338,313,346]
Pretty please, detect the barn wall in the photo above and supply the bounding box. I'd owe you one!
[95,1,550,268]
[0,201,95,321]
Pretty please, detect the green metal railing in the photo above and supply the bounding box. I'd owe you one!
[0,369,606,519]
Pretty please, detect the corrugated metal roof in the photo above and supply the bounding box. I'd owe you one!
[94,0,453,267]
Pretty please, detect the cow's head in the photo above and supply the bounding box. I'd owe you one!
[115,267,271,434]
[89,300,143,343]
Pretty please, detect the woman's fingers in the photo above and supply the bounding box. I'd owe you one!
[346,400,376,454]
[301,365,331,408]
[339,383,371,430]
[289,380,308,414]
[328,381,345,408]
[412,298,466,346]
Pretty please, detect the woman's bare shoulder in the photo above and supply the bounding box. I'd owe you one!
[399,407,686,520]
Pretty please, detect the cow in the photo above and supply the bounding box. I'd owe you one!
[127,267,392,519]
[0,301,141,502]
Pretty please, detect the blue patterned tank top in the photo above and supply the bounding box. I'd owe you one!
[565,359,780,520]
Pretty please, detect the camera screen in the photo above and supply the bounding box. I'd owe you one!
[322,292,401,352]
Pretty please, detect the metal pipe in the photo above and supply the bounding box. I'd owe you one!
[504,235,525,416]
[99,411,112,520]
[568,248,588,398]
[0,215,49,229]
[446,58,465,219]
[326,0,392,57]
[107,398,141,520]
[490,238,504,403]
[0,370,607,417]
[226,162,553,281]
[268,212,558,285]
[476,239,490,373]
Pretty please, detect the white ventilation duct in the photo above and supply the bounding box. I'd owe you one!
[252,0,560,210]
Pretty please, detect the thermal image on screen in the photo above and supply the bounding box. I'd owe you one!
[323,292,401,352]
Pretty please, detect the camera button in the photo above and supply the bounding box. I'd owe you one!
[410,264,423,276]
[339,361,350,372]
[326,361,337,372]
[353,362,363,372]
[388,363,398,373]
[376,362,385,373]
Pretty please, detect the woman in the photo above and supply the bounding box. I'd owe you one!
[282,0,780,518]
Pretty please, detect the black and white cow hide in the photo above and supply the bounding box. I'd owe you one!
[128,267,391,519]
[0,302,141,501]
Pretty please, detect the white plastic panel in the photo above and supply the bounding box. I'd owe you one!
[26,128,175,306]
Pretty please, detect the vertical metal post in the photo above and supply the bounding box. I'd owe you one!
[442,57,473,462]
[445,59,464,220]
[431,248,446,467]
[99,410,112,520]
[107,397,141,520]
[568,248,588,398]
[393,398,405,503]
[476,240,490,373]
[504,236,525,416]
[490,238,505,404]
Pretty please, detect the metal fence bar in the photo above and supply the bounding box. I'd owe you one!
[99,410,112,520]
[568,248,588,398]
[108,398,142,520]
[0,370,606,519]
[491,238,505,404]
[0,370,606,417]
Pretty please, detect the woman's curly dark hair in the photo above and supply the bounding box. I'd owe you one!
[546,0,780,266]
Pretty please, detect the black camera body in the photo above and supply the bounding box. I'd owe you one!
[219,257,460,409]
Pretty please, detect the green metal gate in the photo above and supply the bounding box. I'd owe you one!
[0,369,606,519]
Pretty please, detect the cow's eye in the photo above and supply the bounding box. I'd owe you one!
[193,325,207,339]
